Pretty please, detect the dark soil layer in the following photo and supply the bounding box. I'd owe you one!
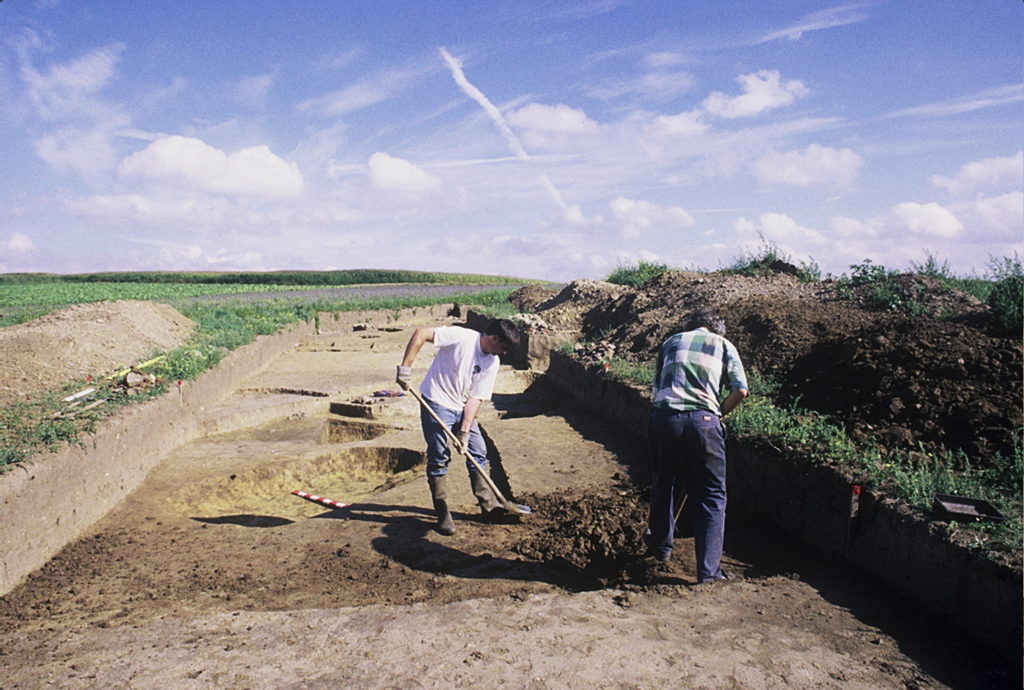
[528,270,1022,463]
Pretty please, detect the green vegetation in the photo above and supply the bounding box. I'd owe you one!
[0,269,524,286]
[606,260,671,287]
[588,361,1022,552]
[0,287,517,470]
[0,282,335,308]
[723,239,822,283]
[835,259,928,314]
[985,255,1023,333]
[834,253,1023,326]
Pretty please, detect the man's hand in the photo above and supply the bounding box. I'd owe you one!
[396,365,412,390]
[458,430,470,453]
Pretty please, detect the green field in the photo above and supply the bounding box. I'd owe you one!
[0,282,346,307]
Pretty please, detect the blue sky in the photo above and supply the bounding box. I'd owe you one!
[1,1,1020,281]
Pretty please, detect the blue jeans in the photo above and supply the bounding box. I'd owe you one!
[648,407,728,582]
[420,397,489,478]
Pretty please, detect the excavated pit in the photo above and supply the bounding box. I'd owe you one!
[320,416,393,443]
[170,446,425,519]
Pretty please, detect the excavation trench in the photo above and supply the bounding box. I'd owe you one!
[0,310,1017,688]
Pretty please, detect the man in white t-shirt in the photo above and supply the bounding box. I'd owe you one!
[396,319,521,535]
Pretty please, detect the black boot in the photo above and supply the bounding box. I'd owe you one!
[469,469,502,515]
[427,475,455,536]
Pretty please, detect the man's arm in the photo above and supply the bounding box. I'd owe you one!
[460,397,483,433]
[457,397,484,449]
[396,326,435,389]
[721,387,748,417]
[401,326,435,367]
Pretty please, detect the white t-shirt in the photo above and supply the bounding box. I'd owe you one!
[420,326,499,412]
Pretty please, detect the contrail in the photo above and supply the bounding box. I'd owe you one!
[439,47,567,211]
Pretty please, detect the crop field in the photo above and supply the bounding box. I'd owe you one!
[0,281,345,307]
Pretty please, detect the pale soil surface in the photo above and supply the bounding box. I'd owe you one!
[0,311,1014,688]
[0,300,195,407]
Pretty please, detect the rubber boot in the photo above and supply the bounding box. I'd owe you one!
[427,475,456,536]
[469,469,504,517]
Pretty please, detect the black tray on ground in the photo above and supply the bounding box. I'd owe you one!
[932,493,1006,522]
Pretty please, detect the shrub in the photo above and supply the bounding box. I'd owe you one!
[606,261,670,287]
[726,238,820,283]
[986,256,1023,333]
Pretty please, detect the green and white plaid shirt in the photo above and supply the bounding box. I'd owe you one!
[651,327,748,416]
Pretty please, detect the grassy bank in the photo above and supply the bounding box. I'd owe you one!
[585,352,1022,556]
[0,288,516,470]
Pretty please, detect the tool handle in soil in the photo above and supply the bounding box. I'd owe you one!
[408,387,529,516]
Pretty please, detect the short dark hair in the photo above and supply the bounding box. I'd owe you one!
[485,318,521,351]
[683,309,726,336]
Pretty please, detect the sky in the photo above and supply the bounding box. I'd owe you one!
[0,1,1021,281]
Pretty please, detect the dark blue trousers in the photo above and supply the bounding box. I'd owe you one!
[648,407,728,582]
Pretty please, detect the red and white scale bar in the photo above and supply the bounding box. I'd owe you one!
[291,490,351,510]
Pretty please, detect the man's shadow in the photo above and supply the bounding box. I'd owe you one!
[314,501,688,589]
[318,502,577,586]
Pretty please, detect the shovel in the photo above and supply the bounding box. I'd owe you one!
[408,387,531,516]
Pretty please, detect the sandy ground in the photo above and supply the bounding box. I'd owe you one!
[0,312,1015,689]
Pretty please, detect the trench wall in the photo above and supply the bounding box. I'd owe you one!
[0,306,444,597]
[543,349,1023,664]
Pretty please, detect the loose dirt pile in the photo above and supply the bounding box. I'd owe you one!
[0,301,196,408]
[513,486,649,578]
[520,269,1022,463]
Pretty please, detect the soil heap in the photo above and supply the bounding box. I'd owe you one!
[0,301,196,408]
[517,269,1022,464]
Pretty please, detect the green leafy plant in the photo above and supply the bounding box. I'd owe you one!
[606,261,671,287]
[986,255,1023,333]
[725,238,820,283]
[837,259,927,313]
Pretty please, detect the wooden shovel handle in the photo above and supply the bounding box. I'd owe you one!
[407,387,520,512]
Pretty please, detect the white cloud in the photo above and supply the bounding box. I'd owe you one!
[71,193,244,227]
[609,196,694,238]
[654,110,708,137]
[297,64,423,117]
[367,152,442,196]
[234,73,275,106]
[753,144,862,188]
[830,215,879,239]
[736,212,825,246]
[887,202,964,239]
[702,70,809,119]
[644,51,690,69]
[507,103,600,150]
[2,232,37,254]
[587,69,696,102]
[930,151,1024,195]
[119,135,304,198]
[756,5,872,43]
[953,191,1024,240]
[886,83,1023,119]
[36,125,121,178]
[508,103,599,134]
[563,204,588,225]
[20,42,123,120]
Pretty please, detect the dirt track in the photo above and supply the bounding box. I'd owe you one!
[0,311,1015,688]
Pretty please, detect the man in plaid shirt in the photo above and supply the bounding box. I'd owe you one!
[646,309,748,582]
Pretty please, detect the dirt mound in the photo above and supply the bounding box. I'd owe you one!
[529,270,1022,463]
[534,279,636,331]
[507,284,557,312]
[513,486,648,579]
[0,301,196,407]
